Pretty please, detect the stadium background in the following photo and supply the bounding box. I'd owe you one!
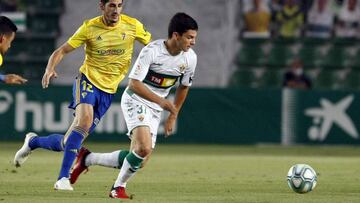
[1,1,360,203]
[1,0,359,146]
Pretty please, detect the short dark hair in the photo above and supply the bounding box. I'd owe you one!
[100,0,124,5]
[168,13,198,38]
[0,16,17,35]
[100,0,110,4]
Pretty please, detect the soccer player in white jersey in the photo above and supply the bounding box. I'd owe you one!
[69,12,198,199]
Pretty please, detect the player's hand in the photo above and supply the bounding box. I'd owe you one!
[42,68,58,88]
[159,99,177,115]
[164,113,177,137]
[4,74,27,85]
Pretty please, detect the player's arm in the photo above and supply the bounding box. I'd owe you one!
[42,43,75,88]
[128,79,176,115]
[0,73,27,84]
[128,44,176,114]
[135,20,152,45]
[164,53,197,136]
[173,85,190,111]
[164,84,190,137]
[42,21,87,88]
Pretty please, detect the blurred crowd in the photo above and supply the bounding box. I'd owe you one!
[240,0,360,39]
[0,0,25,12]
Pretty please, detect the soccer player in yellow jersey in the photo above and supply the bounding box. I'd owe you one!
[13,0,151,191]
[0,16,27,84]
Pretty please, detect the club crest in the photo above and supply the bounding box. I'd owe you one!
[138,115,144,121]
[179,64,187,73]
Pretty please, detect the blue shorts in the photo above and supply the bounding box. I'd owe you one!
[69,73,114,133]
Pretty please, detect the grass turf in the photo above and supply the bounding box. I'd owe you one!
[1,142,359,203]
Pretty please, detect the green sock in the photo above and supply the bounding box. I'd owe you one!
[114,151,145,187]
[126,151,144,170]
[118,150,129,168]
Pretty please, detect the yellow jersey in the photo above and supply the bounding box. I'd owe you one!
[0,54,3,66]
[67,15,152,93]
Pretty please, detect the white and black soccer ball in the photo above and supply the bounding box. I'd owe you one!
[287,164,317,194]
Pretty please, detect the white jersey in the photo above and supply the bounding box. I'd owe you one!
[127,39,197,111]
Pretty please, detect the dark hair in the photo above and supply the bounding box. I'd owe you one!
[100,0,110,4]
[100,0,124,5]
[0,16,17,35]
[168,13,198,38]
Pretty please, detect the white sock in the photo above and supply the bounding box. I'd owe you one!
[85,150,120,168]
[114,151,144,188]
[114,158,133,187]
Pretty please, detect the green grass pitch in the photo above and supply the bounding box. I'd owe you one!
[1,142,359,203]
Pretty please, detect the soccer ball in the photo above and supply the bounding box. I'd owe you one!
[287,164,317,194]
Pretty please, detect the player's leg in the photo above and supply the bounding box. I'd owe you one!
[109,92,159,198]
[27,134,64,151]
[73,138,144,175]
[54,103,92,190]
[129,136,152,168]
[26,117,78,152]
[118,127,153,183]
[13,75,88,167]
[85,149,129,168]
[69,147,129,184]
[110,127,152,199]
[57,74,116,189]
[12,115,79,168]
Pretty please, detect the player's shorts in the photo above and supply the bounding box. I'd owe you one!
[121,89,162,148]
[69,73,114,133]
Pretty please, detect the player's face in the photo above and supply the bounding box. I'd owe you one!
[177,30,197,52]
[0,32,15,55]
[101,0,123,25]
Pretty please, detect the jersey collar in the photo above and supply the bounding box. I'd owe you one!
[100,15,122,29]
[161,40,183,56]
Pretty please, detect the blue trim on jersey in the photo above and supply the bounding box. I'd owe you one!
[68,74,114,133]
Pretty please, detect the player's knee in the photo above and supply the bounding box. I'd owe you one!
[135,146,152,158]
[76,116,93,131]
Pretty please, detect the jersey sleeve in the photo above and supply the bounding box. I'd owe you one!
[135,19,152,45]
[128,45,154,81]
[67,21,88,49]
[181,52,197,86]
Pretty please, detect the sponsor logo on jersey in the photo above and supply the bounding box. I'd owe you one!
[97,49,125,56]
[144,70,179,89]
[96,35,102,41]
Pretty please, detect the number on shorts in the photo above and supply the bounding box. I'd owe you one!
[81,80,94,93]
[137,105,146,114]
